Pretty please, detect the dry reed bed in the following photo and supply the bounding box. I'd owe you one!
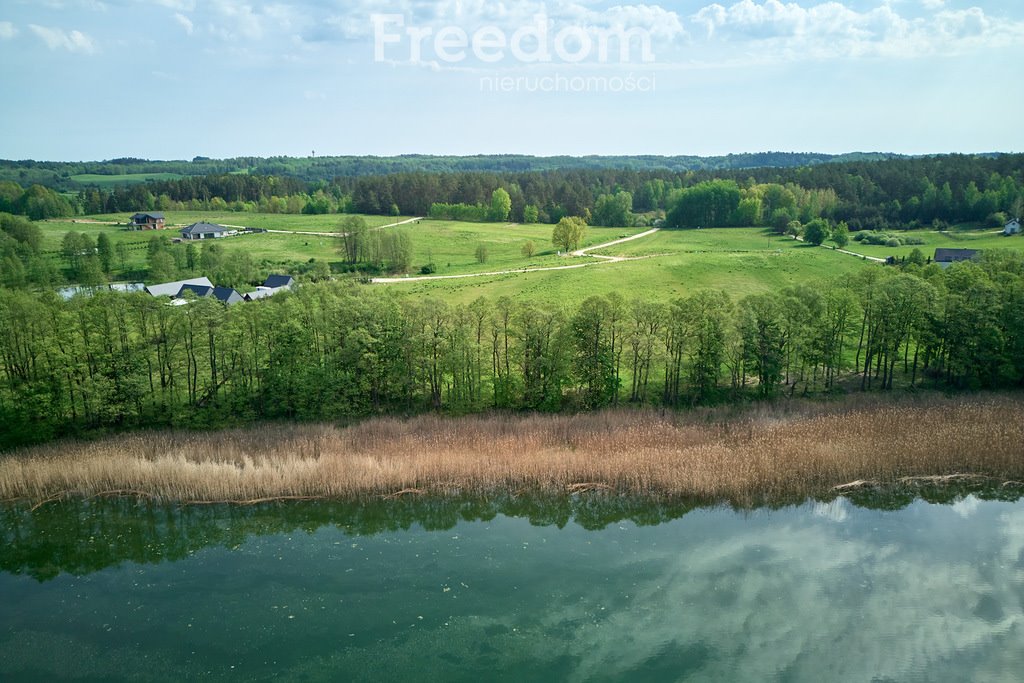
[1,394,1022,505]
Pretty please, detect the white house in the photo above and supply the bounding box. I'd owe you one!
[181,222,234,240]
[145,277,214,297]
[1004,218,1021,236]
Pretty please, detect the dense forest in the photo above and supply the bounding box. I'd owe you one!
[0,152,901,190]
[2,155,1020,235]
[2,252,1023,450]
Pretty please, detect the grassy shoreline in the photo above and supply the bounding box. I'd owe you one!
[2,393,1022,506]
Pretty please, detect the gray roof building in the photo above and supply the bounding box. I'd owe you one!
[262,274,295,290]
[175,283,243,305]
[934,249,980,269]
[181,222,231,240]
[145,277,215,297]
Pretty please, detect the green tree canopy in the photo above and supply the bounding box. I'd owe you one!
[666,180,742,228]
[552,216,587,252]
[592,191,633,227]
[488,188,512,222]
[803,218,829,246]
[831,221,849,249]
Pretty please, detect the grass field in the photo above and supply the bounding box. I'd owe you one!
[69,173,186,187]
[838,228,1024,260]
[37,214,884,302]
[391,220,644,276]
[385,227,878,304]
[39,215,644,284]
[74,211,412,231]
[37,212,413,260]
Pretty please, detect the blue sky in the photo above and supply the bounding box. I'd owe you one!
[0,0,1021,160]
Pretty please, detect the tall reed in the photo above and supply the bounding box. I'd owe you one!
[1,393,1021,505]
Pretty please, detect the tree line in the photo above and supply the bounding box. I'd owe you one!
[2,252,1023,449]
[0,152,898,191]
[3,154,1020,231]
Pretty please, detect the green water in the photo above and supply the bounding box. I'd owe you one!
[1,493,1022,682]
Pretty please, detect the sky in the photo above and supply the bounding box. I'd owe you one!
[0,0,1021,161]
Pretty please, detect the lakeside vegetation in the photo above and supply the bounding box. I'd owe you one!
[2,248,1024,449]
[1,151,1022,461]
[2,394,1021,506]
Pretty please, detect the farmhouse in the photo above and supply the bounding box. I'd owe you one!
[129,212,166,230]
[181,222,233,240]
[262,274,295,290]
[145,277,214,297]
[175,284,244,305]
[934,248,980,269]
[1004,218,1021,236]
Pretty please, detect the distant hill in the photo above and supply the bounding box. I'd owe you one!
[0,152,912,189]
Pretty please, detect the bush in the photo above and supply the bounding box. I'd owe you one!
[987,212,1008,228]
[420,263,436,274]
[885,238,902,247]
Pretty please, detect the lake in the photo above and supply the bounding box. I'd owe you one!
[1,492,1022,681]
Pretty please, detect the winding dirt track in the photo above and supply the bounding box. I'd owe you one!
[371,228,661,284]
[266,216,423,237]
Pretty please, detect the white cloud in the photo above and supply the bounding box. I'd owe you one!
[813,497,849,522]
[686,0,1024,62]
[207,0,270,40]
[921,0,945,9]
[934,7,989,39]
[318,503,1024,682]
[28,24,96,53]
[153,0,196,10]
[310,1,685,47]
[951,494,981,518]
[173,12,193,35]
[0,21,17,40]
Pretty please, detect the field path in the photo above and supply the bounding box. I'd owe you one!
[572,228,660,261]
[789,235,887,263]
[371,228,661,284]
[266,217,423,237]
[834,247,887,263]
[65,219,121,225]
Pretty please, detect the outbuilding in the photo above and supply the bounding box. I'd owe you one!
[933,248,980,269]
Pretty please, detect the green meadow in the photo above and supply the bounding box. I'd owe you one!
[391,220,644,276]
[72,211,412,231]
[381,226,876,304]
[68,173,186,187]
[837,228,1023,259]
[44,214,1022,304]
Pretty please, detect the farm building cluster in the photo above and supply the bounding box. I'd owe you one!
[145,274,295,305]
[125,214,246,241]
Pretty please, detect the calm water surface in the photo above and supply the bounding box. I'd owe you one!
[1,493,1022,682]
